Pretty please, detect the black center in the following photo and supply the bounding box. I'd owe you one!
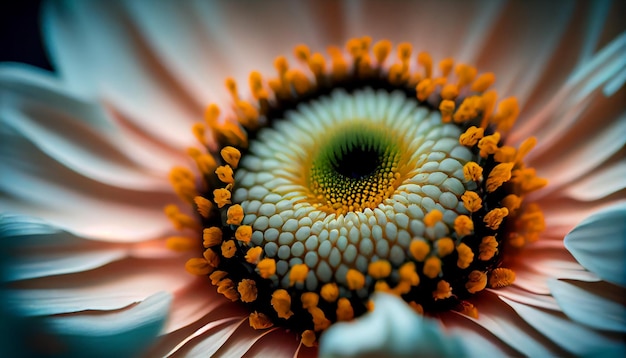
[332,147,381,179]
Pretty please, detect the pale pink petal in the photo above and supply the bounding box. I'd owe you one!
[170,318,247,357]
[0,128,177,242]
[470,292,564,356]
[211,324,280,357]
[501,296,626,355]
[241,329,302,358]
[437,311,518,357]
[489,286,561,311]
[564,161,626,201]
[6,257,192,316]
[0,63,179,189]
[549,279,626,332]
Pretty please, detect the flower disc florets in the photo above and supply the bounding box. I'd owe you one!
[166,37,547,347]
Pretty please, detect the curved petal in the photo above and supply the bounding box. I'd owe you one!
[563,160,626,201]
[501,296,626,356]
[0,127,177,242]
[549,279,626,333]
[564,202,626,286]
[0,63,179,190]
[319,293,466,357]
[6,257,192,316]
[44,291,171,358]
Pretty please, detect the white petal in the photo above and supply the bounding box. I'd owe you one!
[549,279,626,332]
[45,291,171,357]
[7,257,193,316]
[564,161,626,201]
[501,296,626,356]
[489,286,561,311]
[564,202,626,286]
[0,63,180,190]
[319,293,465,357]
[471,292,563,356]
[0,131,177,242]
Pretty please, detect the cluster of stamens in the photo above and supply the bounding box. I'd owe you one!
[165,37,547,348]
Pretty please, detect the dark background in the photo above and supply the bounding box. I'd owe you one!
[1,0,53,71]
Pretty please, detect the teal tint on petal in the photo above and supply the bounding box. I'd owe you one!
[44,291,172,358]
[319,293,466,357]
[549,279,626,333]
[564,202,626,287]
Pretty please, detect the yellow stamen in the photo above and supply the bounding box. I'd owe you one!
[489,268,516,288]
[367,260,392,280]
[220,146,242,169]
[461,191,482,213]
[471,72,495,92]
[417,52,433,78]
[248,71,268,101]
[439,58,454,77]
[301,292,319,309]
[373,39,392,65]
[433,280,452,300]
[203,227,223,248]
[192,123,208,147]
[465,271,487,293]
[409,301,424,315]
[225,77,239,101]
[515,136,537,163]
[346,269,365,290]
[203,248,220,268]
[479,90,498,128]
[257,258,276,278]
[492,97,519,132]
[185,257,213,276]
[424,209,443,227]
[502,194,522,213]
[245,246,263,264]
[221,240,236,259]
[483,207,509,230]
[459,126,484,147]
[486,162,514,192]
[454,215,474,237]
[441,83,459,100]
[249,312,273,330]
[166,236,197,252]
[238,279,258,302]
[187,148,217,176]
[294,44,311,62]
[217,278,239,301]
[213,188,232,208]
[327,46,348,79]
[397,42,412,68]
[456,301,478,319]
[209,270,227,285]
[439,99,455,123]
[320,283,339,302]
[478,236,498,261]
[423,256,442,279]
[410,239,430,261]
[235,225,252,243]
[456,243,474,269]
[194,196,213,218]
[436,237,455,257]
[511,167,548,194]
[478,132,501,158]
[235,100,259,127]
[271,289,294,319]
[215,165,234,184]
[398,262,420,286]
[301,330,316,347]
[463,162,483,182]
[226,204,244,225]
[455,64,477,88]
[168,167,198,203]
[308,53,326,79]
[309,306,331,331]
[453,95,483,123]
[336,298,354,321]
[374,280,391,293]
[494,146,517,163]
[164,204,199,230]
[289,264,309,286]
[393,280,413,295]
[286,69,310,95]
[416,78,436,101]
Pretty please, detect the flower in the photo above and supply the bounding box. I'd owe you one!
[1,0,625,357]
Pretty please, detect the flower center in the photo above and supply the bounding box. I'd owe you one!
[165,37,547,348]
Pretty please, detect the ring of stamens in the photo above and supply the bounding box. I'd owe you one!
[165,37,547,348]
